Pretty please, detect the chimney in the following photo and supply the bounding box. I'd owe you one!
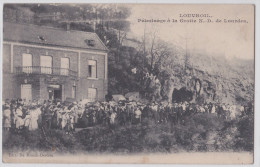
[66,23,70,31]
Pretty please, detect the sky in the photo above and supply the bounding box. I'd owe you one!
[127,4,254,60]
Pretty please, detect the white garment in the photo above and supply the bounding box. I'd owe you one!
[152,105,158,112]
[200,107,205,113]
[29,110,39,131]
[230,105,237,120]
[3,109,11,128]
[61,114,67,129]
[16,108,23,116]
[211,105,216,114]
[24,115,31,127]
[110,113,116,124]
[182,104,186,111]
[240,106,245,112]
[3,109,11,118]
[15,117,24,129]
[135,109,142,118]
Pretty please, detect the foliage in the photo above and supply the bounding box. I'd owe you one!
[3,112,254,153]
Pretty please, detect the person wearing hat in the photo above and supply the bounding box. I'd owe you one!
[43,103,54,129]
[24,109,31,131]
[3,104,11,131]
[134,106,142,124]
[67,113,75,134]
[14,104,24,132]
[151,102,159,124]
[110,110,117,127]
[61,111,67,130]
[158,104,166,123]
[119,105,127,126]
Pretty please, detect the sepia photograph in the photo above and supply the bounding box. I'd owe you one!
[1,3,255,164]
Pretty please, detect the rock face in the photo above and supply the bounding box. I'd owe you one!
[144,75,162,101]
[160,53,254,105]
[161,77,175,102]
[141,51,253,105]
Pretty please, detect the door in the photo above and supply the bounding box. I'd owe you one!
[60,57,70,75]
[48,85,62,100]
[22,54,32,73]
[54,89,62,100]
[48,89,54,100]
[21,84,32,101]
[88,88,97,101]
[40,56,52,74]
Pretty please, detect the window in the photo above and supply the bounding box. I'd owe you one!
[60,57,70,75]
[72,86,76,99]
[88,88,97,101]
[88,60,97,78]
[21,84,32,101]
[38,36,46,42]
[85,39,95,46]
[40,56,52,74]
[22,53,32,73]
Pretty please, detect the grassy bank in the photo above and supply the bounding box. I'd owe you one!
[2,113,253,153]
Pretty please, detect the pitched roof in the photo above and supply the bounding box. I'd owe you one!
[3,22,108,52]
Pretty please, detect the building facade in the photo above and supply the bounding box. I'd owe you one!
[3,22,108,102]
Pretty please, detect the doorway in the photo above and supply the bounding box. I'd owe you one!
[48,84,62,100]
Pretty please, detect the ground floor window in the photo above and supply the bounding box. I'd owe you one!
[88,88,97,101]
[21,84,32,101]
[72,86,76,99]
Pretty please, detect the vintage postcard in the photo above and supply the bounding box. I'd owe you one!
[1,3,255,164]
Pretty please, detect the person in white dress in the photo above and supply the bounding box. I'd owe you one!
[24,112,31,130]
[61,112,68,130]
[110,111,117,125]
[3,104,11,131]
[15,105,24,130]
[211,104,216,114]
[29,106,41,131]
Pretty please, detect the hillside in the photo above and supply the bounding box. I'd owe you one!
[165,49,254,105]
[3,4,254,105]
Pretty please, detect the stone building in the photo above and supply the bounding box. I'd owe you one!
[3,22,108,102]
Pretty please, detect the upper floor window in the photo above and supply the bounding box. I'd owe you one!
[60,57,70,76]
[88,60,97,78]
[40,56,52,74]
[22,53,32,73]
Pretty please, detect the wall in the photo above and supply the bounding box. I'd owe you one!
[3,42,107,101]
[78,52,107,101]
[2,44,18,100]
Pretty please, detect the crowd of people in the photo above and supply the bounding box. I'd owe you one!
[2,98,247,135]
